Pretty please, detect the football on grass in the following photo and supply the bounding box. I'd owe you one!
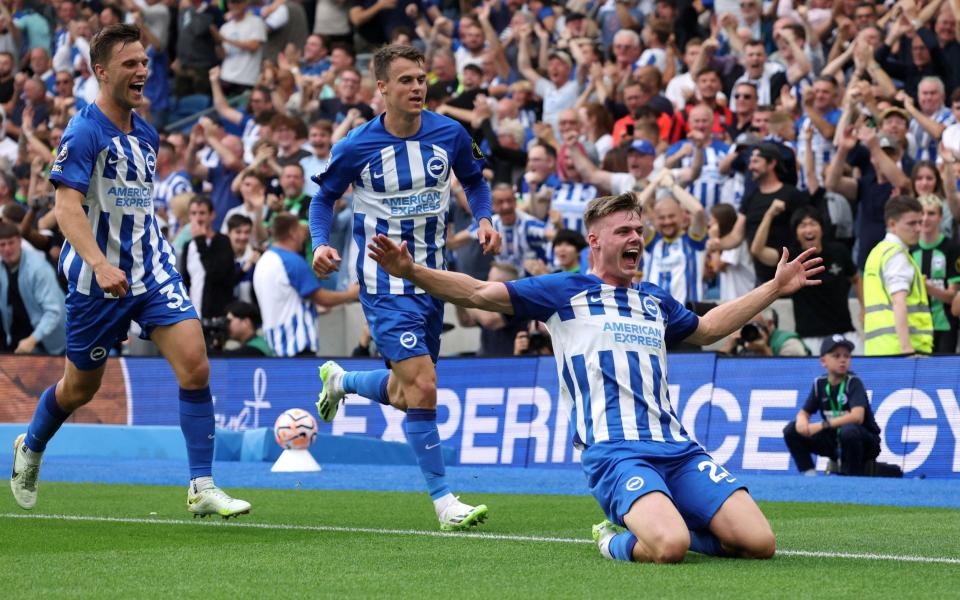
[273,408,318,450]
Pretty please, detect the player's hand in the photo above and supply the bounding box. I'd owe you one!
[772,246,824,296]
[476,218,501,255]
[312,245,341,279]
[94,262,130,297]
[367,234,414,279]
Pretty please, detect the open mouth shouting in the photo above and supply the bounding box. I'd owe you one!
[622,247,641,271]
[129,81,145,100]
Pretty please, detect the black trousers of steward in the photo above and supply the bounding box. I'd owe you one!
[783,421,880,476]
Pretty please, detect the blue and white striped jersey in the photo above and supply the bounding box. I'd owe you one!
[505,273,699,446]
[472,209,548,273]
[153,169,192,212]
[551,181,599,235]
[311,111,491,295]
[252,246,320,357]
[50,104,178,298]
[643,232,707,305]
[666,140,730,210]
[910,106,956,162]
[796,108,840,191]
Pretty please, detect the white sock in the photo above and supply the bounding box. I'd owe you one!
[191,476,214,493]
[433,493,457,516]
[802,469,817,477]
[598,534,615,560]
[21,444,43,465]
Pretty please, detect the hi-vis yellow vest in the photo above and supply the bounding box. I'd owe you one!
[862,240,933,355]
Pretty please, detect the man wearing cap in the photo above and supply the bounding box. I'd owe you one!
[568,139,657,196]
[782,336,881,476]
[826,122,912,270]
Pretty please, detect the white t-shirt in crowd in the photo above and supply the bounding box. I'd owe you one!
[219,12,267,87]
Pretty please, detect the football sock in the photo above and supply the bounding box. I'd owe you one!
[190,475,214,493]
[608,532,638,562]
[404,408,451,501]
[24,385,70,453]
[342,370,390,405]
[688,528,726,557]
[179,386,214,479]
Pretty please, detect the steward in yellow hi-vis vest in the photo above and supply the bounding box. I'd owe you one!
[862,196,933,355]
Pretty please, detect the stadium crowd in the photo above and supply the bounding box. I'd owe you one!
[3,0,960,359]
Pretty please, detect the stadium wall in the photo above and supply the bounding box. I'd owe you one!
[3,355,959,478]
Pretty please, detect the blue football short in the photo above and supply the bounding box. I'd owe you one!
[360,291,444,364]
[65,275,199,370]
[581,439,746,530]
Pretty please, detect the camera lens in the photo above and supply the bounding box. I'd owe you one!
[740,323,760,343]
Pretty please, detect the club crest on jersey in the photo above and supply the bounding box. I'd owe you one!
[145,151,157,175]
[642,296,661,320]
[625,476,645,491]
[51,142,68,174]
[426,155,448,180]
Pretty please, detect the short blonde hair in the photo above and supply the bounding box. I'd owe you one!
[917,193,944,214]
[583,192,643,231]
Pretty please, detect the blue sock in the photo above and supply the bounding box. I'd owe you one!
[689,528,726,557]
[24,385,70,452]
[179,387,214,479]
[404,409,451,500]
[609,532,638,562]
[342,369,390,405]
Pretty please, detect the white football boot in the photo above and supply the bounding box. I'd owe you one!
[10,433,41,510]
[592,519,619,560]
[187,480,251,519]
[438,497,488,531]
[316,361,347,422]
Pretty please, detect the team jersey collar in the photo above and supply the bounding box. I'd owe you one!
[918,233,945,250]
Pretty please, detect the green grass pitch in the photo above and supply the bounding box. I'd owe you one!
[3,482,957,598]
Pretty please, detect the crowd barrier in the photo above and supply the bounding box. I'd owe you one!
[3,354,958,478]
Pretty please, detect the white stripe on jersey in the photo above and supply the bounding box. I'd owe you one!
[406,141,426,189]
[381,145,399,192]
[386,218,405,295]
[130,213,146,295]
[76,204,101,295]
[361,215,379,291]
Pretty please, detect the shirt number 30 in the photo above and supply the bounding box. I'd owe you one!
[160,282,191,311]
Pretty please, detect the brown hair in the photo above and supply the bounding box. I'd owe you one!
[884,195,923,223]
[373,44,425,81]
[0,221,19,239]
[583,192,643,231]
[271,213,302,242]
[90,24,141,75]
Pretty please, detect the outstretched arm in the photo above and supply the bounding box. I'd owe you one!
[685,247,824,345]
[368,234,514,313]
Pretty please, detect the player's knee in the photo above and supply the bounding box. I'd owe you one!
[641,529,690,564]
[746,530,776,559]
[649,537,689,564]
[405,374,437,408]
[178,357,210,389]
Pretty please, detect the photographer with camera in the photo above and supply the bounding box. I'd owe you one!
[721,309,810,356]
[221,301,274,357]
[514,321,553,356]
[179,196,236,323]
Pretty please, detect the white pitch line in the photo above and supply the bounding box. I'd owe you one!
[3,513,959,566]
